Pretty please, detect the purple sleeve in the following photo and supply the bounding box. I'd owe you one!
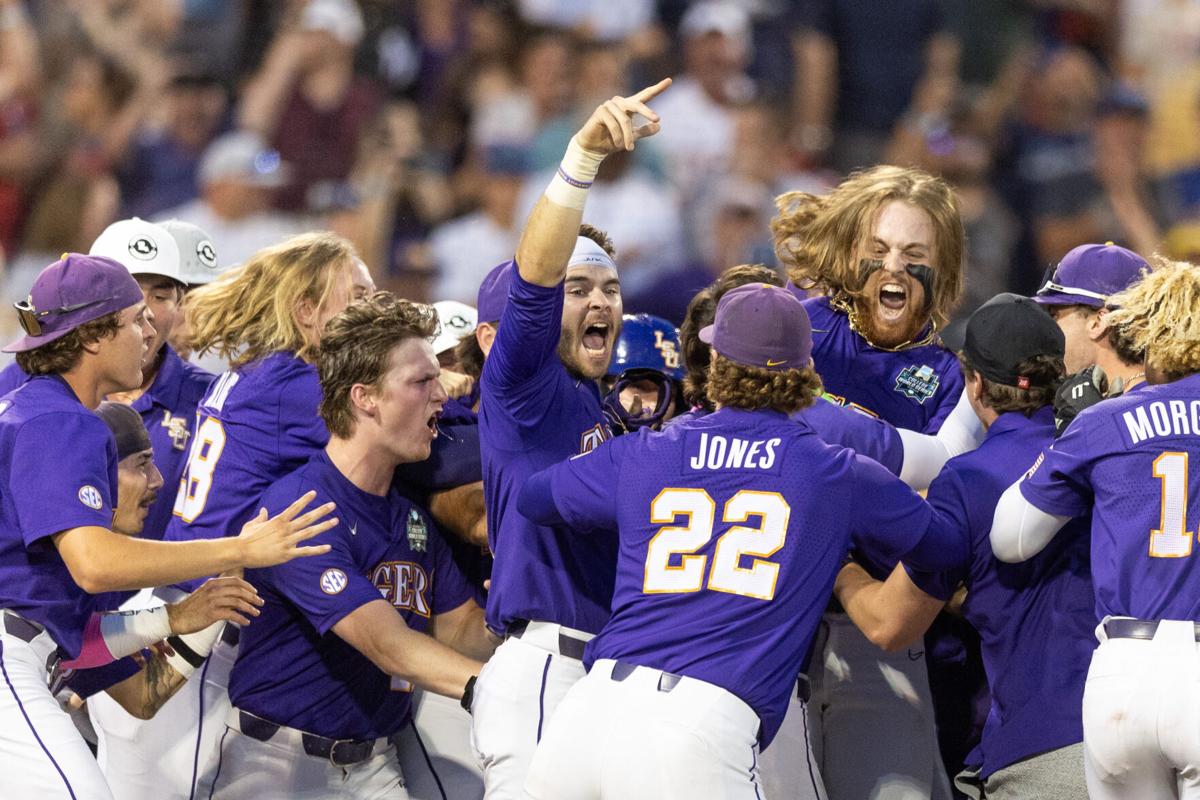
[13,414,116,545]
[902,469,971,602]
[482,268,564,397]
[64,655,143,698]
[394,423,481,491]
[544,436,627,533]
[804,401,904,475]
[264,528,381,635]
[276,371,329,466]
[1019,421,1095,517]
[428,520,473,615]
[848,453,966,571]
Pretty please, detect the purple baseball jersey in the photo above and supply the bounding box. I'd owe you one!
[165,351,327,546]
[0,361,26,396]
[805,296,962,433]
[905,407,1093,777]
[1022,374,1200,621]
[229,452,472,739]
[0,376,117,657]
[130,346,214,540]
[534,407,961,747]
[479,267,617,636]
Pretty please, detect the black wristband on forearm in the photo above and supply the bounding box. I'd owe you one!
[461,675,478,713]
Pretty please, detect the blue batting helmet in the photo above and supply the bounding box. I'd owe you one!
[606,314,685,381]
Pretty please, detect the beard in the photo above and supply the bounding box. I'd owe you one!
[557,328,610,380]
[852,271,931,349]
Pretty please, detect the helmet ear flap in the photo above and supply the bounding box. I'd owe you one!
[603,370,678,434]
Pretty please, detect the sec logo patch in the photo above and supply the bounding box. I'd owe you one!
[78,485,103,510]
[320,568,348,595]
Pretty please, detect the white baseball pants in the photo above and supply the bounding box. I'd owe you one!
[523,658,763,800]
[0,615,114,800]
[758,678,828,800]
[470,628,588,799]
[395,688,484,800]
[1084,618,1200,799]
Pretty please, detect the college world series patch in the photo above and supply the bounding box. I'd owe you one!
[406,509,428,552]
[894,364,940,404]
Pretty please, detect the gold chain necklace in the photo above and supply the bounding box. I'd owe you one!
[831,294,941,352]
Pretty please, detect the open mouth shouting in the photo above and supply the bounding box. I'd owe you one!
[425,410,441,439]
[878,280,909,322]
[582,321,610,356]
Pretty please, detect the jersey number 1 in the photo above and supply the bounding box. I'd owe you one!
[1151,451,1192,558]
[643,488,790,601]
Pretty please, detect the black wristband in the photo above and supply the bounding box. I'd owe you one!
[461,675,478,714]
[165,634,207,670]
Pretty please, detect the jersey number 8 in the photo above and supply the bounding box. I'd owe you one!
[173,417,227,523]
[644,488,790,601]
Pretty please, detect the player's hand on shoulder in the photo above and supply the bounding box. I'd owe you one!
[1053,366,1107,437]
[576,78,672,156]
[236,490,338,568]
[166,576,265,632]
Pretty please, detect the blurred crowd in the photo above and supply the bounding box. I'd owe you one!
[2,0,1200,343]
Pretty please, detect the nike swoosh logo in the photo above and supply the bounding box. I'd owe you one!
[907,649,924,661]
[766,359,787,367]
[349,522,358,536]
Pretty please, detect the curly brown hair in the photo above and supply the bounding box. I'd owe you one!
[16,311,124,376]
[318,291,439,439]
[706,353,821,415]
[1106,257,1200,381]
[454,326,488,380]
[681,264,784,409]
[959,353,1065,417]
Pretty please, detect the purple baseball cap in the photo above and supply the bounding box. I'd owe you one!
[476,260,515,323]
[699,283,813,370]
[4,253,145,353]
[1034,243,1148,309]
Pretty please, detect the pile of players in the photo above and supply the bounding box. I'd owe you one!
[0,77,1197,800]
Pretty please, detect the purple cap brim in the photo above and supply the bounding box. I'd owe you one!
[1032,291,1103,309]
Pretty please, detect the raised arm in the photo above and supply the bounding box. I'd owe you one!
[332,599,483,700]
[516,79,670,288]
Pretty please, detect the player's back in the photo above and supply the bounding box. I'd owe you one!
[166,351,327,543]
[1032,373,1200,620]
[588,407,865,745]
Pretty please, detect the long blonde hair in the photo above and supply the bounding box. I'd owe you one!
[771,165,965,327]
[1106,257,1200,379]
[186,232,357,367]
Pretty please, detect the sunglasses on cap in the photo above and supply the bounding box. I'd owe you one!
[1036,266,1108,303]
[13,296,109,337]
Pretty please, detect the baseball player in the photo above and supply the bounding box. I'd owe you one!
[69,403,261,728]
[773,168,969,800]
[1029,243,1150,434]
[990,259,1200,799]
[196,292,493,799]
[0,253,337,800]
[834,294,1094,799]
[157,218,225,364]
[516,283,969,800]
[471,78,670,797]
[158,232,374,799]
[602,313,685,432]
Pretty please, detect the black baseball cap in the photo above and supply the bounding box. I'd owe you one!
[963,293,1064,388]
[95,402,152,460]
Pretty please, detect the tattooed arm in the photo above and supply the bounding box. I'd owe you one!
[102,648,189,720]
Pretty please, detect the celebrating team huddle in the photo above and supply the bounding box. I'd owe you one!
[1,73,1199,800]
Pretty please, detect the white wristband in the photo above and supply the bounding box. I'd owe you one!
[164,622,224,679]
[99,606,172,660]
[544,136,605,211]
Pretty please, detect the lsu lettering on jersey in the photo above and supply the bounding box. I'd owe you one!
[532,407,957,747]
[1022,374,1200,620]
[229,452,472,739]
[479,268,617,636]
[805,296,962,433]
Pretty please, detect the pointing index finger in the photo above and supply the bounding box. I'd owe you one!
[631,77,672,105]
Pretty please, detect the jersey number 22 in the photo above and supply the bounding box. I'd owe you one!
[644,488,790,601]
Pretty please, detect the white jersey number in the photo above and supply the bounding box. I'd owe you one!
[173,417,227,523]
[644,488,790,601]
[1150,451,1192,558]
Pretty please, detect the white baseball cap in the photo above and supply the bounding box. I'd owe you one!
[89,217,183,283]
[158,219,223,286]
[300,0,365,47]
[431,301,478,355]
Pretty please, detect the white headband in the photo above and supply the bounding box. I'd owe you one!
[566,236,618,272]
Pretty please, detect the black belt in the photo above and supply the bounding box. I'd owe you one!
[610,660,683,692]
[1104,618,1200,641]
[238,711,377,767]
[796,674,811,703]
[506,619,588,661]
[3,613,65,688]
